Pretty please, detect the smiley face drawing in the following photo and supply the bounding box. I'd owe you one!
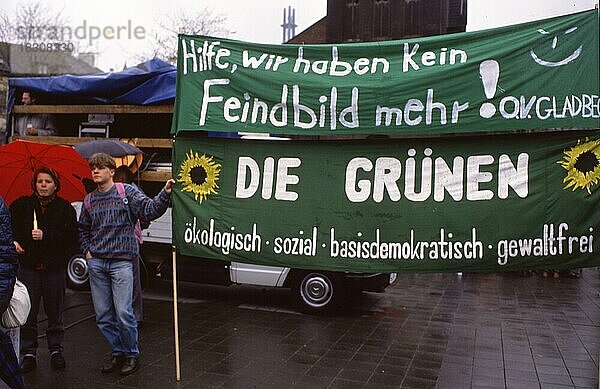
[530,26,582,67]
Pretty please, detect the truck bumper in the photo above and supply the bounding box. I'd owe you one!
[344,272,397,293]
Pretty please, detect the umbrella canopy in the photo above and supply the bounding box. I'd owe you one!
[74,139,142,159]
[74,139,143,173]
[0,140,92,206]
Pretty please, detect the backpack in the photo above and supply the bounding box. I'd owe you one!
[83,182,143,244]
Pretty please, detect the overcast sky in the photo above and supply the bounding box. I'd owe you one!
[1,0,597,71]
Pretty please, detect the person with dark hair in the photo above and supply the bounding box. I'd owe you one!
[9,167,78,373]
[14,91,57,136]
[113,165,144,324]
[79,153,173,376]
[0,195,26,389]
[114,165,134,184]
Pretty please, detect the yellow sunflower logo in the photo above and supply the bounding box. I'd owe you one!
[558,138,600,194]
[178,151,221,204]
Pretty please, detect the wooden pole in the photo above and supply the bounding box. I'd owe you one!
[172,246,181,381]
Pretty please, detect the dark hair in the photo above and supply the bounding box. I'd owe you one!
[88,153,116,171]
[31,167,61,193]
[114,165,134,184]
[22,90,38,101]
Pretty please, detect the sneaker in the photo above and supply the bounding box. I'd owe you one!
[101,355,125,373]
[50,352,66,370]
[119,357,139,376]
[19,355,36,374]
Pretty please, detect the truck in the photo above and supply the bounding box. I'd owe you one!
[7,61,397,313]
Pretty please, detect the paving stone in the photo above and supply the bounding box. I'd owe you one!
[21,268,600,388]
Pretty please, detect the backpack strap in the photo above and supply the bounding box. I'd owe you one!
[115,183,134,226]
[115,182,128,204]
[115,182,143,244]
[83,192,92,212]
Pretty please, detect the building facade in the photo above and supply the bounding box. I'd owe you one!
[288,0,467,44]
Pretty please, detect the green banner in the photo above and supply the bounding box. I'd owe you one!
[172,10,599,137]
[172,131,600,273]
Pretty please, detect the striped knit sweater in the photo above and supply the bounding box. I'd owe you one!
[78,183,170,260]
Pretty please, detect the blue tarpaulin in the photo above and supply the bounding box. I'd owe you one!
[8,58,175,105]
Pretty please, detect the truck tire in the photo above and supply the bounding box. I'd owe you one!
[293,272,340,313]
[67,253,90,290]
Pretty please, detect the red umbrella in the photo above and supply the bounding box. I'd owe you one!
[0,140,92,206]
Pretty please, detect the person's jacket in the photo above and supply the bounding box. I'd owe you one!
[0,196,18,313]
[10,195,78,270]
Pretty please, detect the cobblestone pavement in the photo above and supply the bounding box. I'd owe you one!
[19,268,600,388]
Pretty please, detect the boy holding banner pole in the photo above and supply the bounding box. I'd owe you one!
[78,153,173,376]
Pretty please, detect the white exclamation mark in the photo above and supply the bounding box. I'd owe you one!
[479,60,499,118]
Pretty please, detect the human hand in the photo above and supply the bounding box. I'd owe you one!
[85,251,92,260]
[26,127,39,135]
[164,178,176,194]
[32,229,43,240]
[13,241,25,254]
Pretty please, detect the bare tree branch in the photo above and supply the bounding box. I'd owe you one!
[139,7,234,65]
[0,1,88,73]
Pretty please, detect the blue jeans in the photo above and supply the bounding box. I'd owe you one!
[87,258,139,358]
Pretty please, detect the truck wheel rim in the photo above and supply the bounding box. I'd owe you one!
[68,256,89,285]
[300,274,333,308]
